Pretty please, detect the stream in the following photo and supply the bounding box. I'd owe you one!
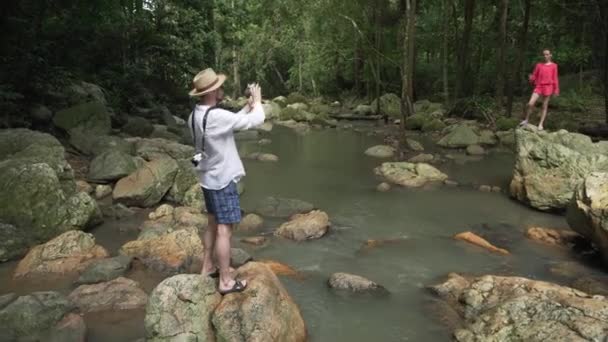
[0,123,599,341]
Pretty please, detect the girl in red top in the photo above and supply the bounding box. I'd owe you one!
[520,49,560,131]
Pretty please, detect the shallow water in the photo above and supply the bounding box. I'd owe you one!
[0,123,602,341]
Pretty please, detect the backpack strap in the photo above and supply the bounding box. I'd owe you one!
[191,105,218,153]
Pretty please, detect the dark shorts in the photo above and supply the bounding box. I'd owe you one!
[202,182,242,224]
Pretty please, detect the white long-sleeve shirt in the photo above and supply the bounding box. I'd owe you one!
[187,103,265,190]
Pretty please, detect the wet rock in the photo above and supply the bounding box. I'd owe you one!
[76,180,93,194]
[408,153,435,163]
[328,272,387,294]
[275,210,330,241]
[241,236,268,246]
[113,158,179,207]
[145,274,221,342]
[567,172,608,265]
[572,276,608,296]
[491,186,501,192]
[549,261,590,279]
[53,101,111,134]
[510,129,608,211]
[245,152,279,162]
[254,196,314,218]
[453,231,509,255]
[231,248,252,267]
[437,125,480,148]
[444,180,459,187]
[212,262,307,342]
[0,223,28,262]
[14,230,109,278]
[237,213,264,231]
[68,277,148,313]
[525,227,581,247]
[122,116,154,137]
[132,137,194,161]
[76,255,132,285]
[429,273,608,342]
[478,130,498,146]
[276,120,311,135]
[360,237,409,252]
[478,185,492,192]
[0,291,85,342]
[364,145,396,158]
[406,138,425,152]
[258,259,301,278]
[88,150,138,183]
[496,129,516,148]
[374,162,448,187]
[376,182,391,192]
[119,226,203,273]
[100,203,135,220]
[466,144,485,156]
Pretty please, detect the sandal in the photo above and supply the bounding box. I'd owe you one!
[218,279,247,295]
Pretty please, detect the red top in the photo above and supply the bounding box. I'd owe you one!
[530,62,560,95]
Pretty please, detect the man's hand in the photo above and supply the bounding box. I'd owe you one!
[251,83,262,104]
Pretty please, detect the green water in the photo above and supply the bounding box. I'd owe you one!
[0,124,594,341]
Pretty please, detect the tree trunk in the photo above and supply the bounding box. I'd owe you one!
[600,0,608,123]
[400,0,417,131]
[495,0,509,108]
[231,0,240,98]
[506,0,530,117]
[374,0,382,108]
[442,0,450,104]
[456,0,475,98]
[354,36,364,95]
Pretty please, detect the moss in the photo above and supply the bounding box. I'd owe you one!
[286,92,308,105]
[495,117,519,131]
[405,114,428,130]
[53,101,111,134]
[422,119,447,132]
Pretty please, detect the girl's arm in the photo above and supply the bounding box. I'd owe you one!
[529,63,539,84]
[553,64,560,95]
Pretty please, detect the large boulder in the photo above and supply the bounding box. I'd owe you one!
[64,81,107,105]
[113,158,179,207]
[53,101,111,134]
[374,162,448,187]
[429,273,608,342]
[567,172,608,264]
[165,159,198,205]
[119,226,203,273]
[145,274,221,341]
[0,292,86,342]
[133,138,195,161]
[212,262,307,342]
[371,93,401,118]
[510,129,608,211]
[122,116,154,137]
[0,223,28,262]
[68,127,134,156]
[87,150,138,183]
[364,145,396,158]
[275,210,330,241]
[437,125,480,148]
[14,230,109,278]
[68,277,148,313]
[254,196,314,218]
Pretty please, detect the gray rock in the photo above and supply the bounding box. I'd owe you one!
[165,158,198,205]
[466,144,485,155]
[68,127,134,156]
[30,105,53,123]
[478,129,498,145]
[95,184,113,199]
[53,101,111,134]
[406,138,425,152]
[237,213,264,232]
[365,145,395,158]
[231,248,252,267]
[254,196,314,218]
[275,210,330,241]
[371,93,401,118]
[0,223,28,262]
[68,277,148,313]
[374,162,448,187]
[510,129,608,211]
[122,116,154,137]
[88,150,138,183]
[328,272,387,294]
[354,104,373,116]
[408,153,434,163]
[133,138,194,161]
[113,158,179,207]
[437,125,480,148]
[376,182,391,192]
[77,255,132,284]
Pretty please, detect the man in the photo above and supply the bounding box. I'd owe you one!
[187,68,264,294]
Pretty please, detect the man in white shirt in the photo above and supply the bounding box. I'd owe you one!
[187,68,265,294]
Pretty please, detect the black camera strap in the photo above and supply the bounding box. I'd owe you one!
[190,105,217,153]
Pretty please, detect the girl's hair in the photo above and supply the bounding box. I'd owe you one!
[542,48,552,54]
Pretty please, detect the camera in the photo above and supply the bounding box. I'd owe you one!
[191,152,204,167]
[244,83,255,98]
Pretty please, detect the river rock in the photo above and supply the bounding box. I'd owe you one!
[275,210,329,241]
[353,104,373,116]
[276,120,311,135]
[122,116,154,137]
[87,150,138,183]
[0,291,85,342]
[212,262,307,342]
[0,223,28,262]
[429,273,608,342]
[256,122,274,132]
[76,255,132,285]
[525,227,582,248]
[408,153,434,163]
[263,102,282,120]
[133,138,194,161]
[510,129,608,211]
[496,129,516,147]
[95,184,113,199]
[371,93,401,118]
[241,236,268,246]
[119,226,203,273]
[406,138,425,152]
[328,272,387,294]
[246,152,279,162]
[75,180,93,194]
[113,158,179,207]
[374,162,448,187]
[466,144,485,156]
[478,130,498,145]
[365,145,395,158]
[254,196,314,218]
[376,182,391,192]
[437,125,480,148]
[258,138,272,145]
[145,274,221,342]
[572,276,608,296]
[230,248,252,267]
[453,231,509,255]
[238,213,264,231]
[53,101,111,134]
[68,127,134,156]
[14,230,109,278]
[567,172,608,264]
[164,158,198,205]
[68,277,147,313]
[174,206,208,229]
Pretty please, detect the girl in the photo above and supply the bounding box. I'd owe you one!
[520,49,560,131]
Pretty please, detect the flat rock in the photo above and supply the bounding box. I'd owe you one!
[374,162,448,187]
[76,255,132,285]
[113,158,179,207]
[364,145,395,158]
[68,277,148,313]
[275,210,330,241]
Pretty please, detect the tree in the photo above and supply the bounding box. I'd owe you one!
[599,0,608,123]
[506,0,531,118]
[455,0,475,98]
[495,0,509,108]
[442,0,451,104]
[400,0,417,129]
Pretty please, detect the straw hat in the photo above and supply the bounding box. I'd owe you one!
[188,68,227,97]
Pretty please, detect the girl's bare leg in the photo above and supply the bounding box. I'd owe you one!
[522,92,540,124]
[538,95,551,130]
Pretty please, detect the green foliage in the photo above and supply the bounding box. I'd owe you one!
[286,93,309,105]
[495,117,520,131]
[405,114,428,130]
[422,119,447,132]
[448,96,496,120]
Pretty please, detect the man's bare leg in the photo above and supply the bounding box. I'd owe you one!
[201,214,217,275]
[538,95,551,130]
[521,92,540,125]
[216,223,246,292]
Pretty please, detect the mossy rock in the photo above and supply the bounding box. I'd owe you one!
[422,119,447,132]
[405,114,429,130]
[495,117,519,131]
[122,117,154,137]
[53,101,111,134]
[371,93,401,118]
[286,92,308,105]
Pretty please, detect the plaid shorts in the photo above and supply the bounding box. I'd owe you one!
[202,182,242,224]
